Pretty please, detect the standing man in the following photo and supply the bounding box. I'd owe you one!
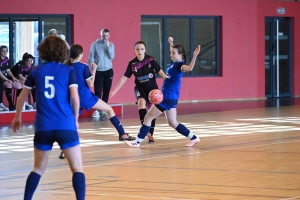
[88,29,114,120]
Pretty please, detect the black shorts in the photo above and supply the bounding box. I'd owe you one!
[134,87,157,105]
[34,130,80,151]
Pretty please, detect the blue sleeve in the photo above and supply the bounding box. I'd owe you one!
[84,65,92,80]
[69,67,77,86]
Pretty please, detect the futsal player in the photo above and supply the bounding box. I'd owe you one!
[125,37,201,147]
[65,44,135,141]
[11,36,85,200]
[110,41,166,143]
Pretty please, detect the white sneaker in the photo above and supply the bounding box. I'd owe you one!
[0,103,9,111]
[24,102,33,110]
[100,111,109,121]
[0,107,3,111]
[92,110,100,118]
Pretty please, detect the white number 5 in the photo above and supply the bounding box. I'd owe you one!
[44,76,55,99]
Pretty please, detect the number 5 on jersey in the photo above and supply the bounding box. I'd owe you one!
[45,76,55,99]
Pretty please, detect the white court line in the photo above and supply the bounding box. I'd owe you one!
[0,188,198,200]
[1,138,300,179]
[281,196,300,200]
[1,130,299,164]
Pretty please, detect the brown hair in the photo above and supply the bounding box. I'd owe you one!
[172,44,186,61]
[65,44,83,66]
[38,36,68,63]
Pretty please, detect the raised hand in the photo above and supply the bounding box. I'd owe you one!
[168,37,173,43]
[194,45,201,57]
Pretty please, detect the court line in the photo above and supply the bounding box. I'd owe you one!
[0,188,203,200]
[281,196,300,200]
[1,138,299,178]
[1,130,297,164]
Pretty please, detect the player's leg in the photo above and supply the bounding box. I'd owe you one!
[62,145,85,200]
[3,81,15,111]
[92,99,135,141]
[125,105,162,147]
[136,89,155,143]
[100,69,114,120]
[24,148,51,200]
[165,108,200,147]
[92,71,104,117]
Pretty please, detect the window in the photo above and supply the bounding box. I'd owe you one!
[141,16,220,77]
[0,15,71,66]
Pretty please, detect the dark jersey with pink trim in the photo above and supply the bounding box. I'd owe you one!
[0,57,10,78]
[124,55,161,90]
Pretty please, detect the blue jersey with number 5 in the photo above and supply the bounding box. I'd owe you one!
[24,62,78,132]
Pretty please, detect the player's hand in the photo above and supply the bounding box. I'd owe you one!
[194,45,201,57]
[76,120,79,129]
[168,37,173,43]
[11,118,21,133]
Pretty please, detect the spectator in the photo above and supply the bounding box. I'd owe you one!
[88,28,114,120]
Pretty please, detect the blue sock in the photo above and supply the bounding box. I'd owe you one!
[137,124,151,142]
[110,116,125,136]
[24,172,41,200]
[176,123,191,137]
[72,172,86,200]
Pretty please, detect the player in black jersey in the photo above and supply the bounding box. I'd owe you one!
[110,41,166,143]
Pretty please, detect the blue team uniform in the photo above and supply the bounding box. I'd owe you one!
[71,62,98,114]
[24,62,79,150]
[157,60,185,111]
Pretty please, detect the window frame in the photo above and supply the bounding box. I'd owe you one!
[0,14,72,66]
[142,15,221,77]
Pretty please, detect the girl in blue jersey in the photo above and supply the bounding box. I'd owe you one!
[65,44,135,141]
[125,37,201,147]
[110,41,166,143]
[11,36,86,200]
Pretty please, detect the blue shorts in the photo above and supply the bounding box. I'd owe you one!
[79,89,99,114]
[155,98,178,112]
[34,130,80,151]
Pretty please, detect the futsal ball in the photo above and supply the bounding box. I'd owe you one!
[148,89,163,104]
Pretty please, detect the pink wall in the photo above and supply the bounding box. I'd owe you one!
[1,0,300,105]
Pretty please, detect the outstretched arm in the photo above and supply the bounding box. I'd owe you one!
[168,37,174,52]
[181,45,201,72]
[109,76,128,98]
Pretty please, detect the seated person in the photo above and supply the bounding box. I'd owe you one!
[11,52,36,110]
[0,45,22,111]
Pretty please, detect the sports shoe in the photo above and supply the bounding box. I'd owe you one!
[100,111,109,121]
[59,152,65,159]
[9,105,16,111]
[147,133,155,143]
[125,140,140,147]
[185,137,200,147]
[0,107,3,111]
[119,133,136,141]
[24,102,33,110]
[0,103,9,111]
[92,110,100,118]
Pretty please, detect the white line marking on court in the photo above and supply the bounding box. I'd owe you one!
[281,196,300,200]
[1,138,299,179]
[0,188,198,200]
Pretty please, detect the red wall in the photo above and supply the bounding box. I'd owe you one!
[1,0,300,105]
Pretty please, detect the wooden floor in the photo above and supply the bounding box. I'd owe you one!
[1,101,300,199]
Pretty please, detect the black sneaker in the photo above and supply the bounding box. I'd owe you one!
[59,152,65,159]
[147,134,155,143]
[119,133,136,141]
[9,105,16,111]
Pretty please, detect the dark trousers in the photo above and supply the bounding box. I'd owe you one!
[0,81,3,103]
[94,69,114,103]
